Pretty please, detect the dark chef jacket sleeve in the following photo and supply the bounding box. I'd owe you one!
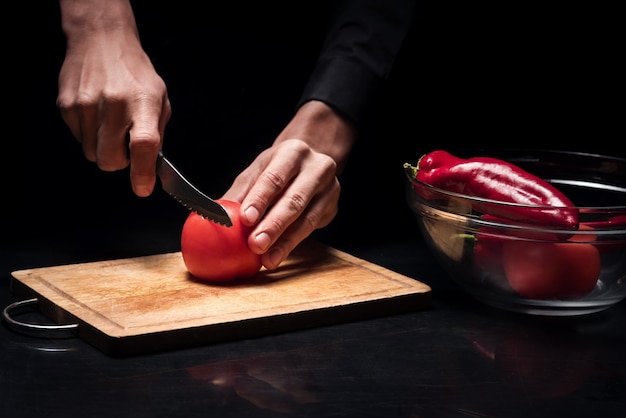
[297,0,417,132]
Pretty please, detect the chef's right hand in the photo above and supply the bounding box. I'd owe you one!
[56,0,171,197]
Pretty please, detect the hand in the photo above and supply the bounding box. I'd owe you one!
[222,100,357,270]
[56,0,171,197]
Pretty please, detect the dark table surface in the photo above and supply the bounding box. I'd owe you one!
[2,224,625,418]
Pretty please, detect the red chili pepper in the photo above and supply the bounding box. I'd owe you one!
[405,150,579,229]
[578,215,626,253]
[581,214,626,229]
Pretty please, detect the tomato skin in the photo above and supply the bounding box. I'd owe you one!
[578,221,626,253]
[474,233,505,277]
[502,240,601,300]
[181,200,262,282]
[473,215,557,278]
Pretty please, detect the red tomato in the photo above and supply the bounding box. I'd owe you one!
[181,199,262,282]
[570,223,597,240]
[473,215,556,278]
[502,240,601,300]
[474,233,505,277]
[578,221,626,253]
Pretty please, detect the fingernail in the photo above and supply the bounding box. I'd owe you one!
[135,185,152,197]
[254,232,271,252]
[268,247,284,267]
[244,206,260,224]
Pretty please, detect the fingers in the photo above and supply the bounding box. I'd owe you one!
[57,86,170,197]
[237,139,340,270]
[95,98,131,170]
[56,40,170,197]
[57,90,101,163]
[60,93,168,197]
[59,94,128,168]
[127,94,172,197]
[258,178,339,270]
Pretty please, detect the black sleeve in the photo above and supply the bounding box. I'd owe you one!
[297,0,417,132]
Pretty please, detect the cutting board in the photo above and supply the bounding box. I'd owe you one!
[9,239,431,356]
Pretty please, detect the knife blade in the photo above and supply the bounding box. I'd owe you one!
[156,151,232,227]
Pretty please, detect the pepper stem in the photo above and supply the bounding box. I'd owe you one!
[403,162,418,178]
[403,154,427,179]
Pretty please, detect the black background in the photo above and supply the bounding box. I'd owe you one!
[6,1,622,256]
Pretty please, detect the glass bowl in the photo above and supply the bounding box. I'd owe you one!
[405,149,626,316]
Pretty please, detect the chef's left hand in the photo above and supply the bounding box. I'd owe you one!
[221,100,357,270]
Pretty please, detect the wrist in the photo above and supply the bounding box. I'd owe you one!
[277,100,357,174]
[60,0,137,40]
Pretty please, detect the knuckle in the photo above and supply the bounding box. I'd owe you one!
[132,91,154,105]
[283,138,309,153]
[57,91,96,110]
[100,88,125,104]
[319,152,336,167]
[248,191,271,210]
[75,91,99,107]
[56,95,72,111]
[268,216,286,235]
[286,192,307,214]
[319,205,338,228]
[303,210,321,229]
[261,170,287,192]
[312,200,339,230]
[129,132,161,150]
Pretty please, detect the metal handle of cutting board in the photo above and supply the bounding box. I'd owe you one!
[2,298,79,339]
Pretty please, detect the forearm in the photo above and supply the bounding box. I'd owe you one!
[299,0,417,132]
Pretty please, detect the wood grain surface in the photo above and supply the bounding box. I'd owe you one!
[10,240,431,356]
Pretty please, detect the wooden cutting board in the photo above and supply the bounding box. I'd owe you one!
[9,239,431,356]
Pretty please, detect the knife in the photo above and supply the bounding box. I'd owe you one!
[156,151,232,227]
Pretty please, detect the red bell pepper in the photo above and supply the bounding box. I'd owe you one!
[405,150,579,229]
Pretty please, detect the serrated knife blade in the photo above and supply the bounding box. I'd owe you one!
[156,151,232,227]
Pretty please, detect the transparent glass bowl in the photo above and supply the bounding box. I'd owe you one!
[405,149,626,316]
